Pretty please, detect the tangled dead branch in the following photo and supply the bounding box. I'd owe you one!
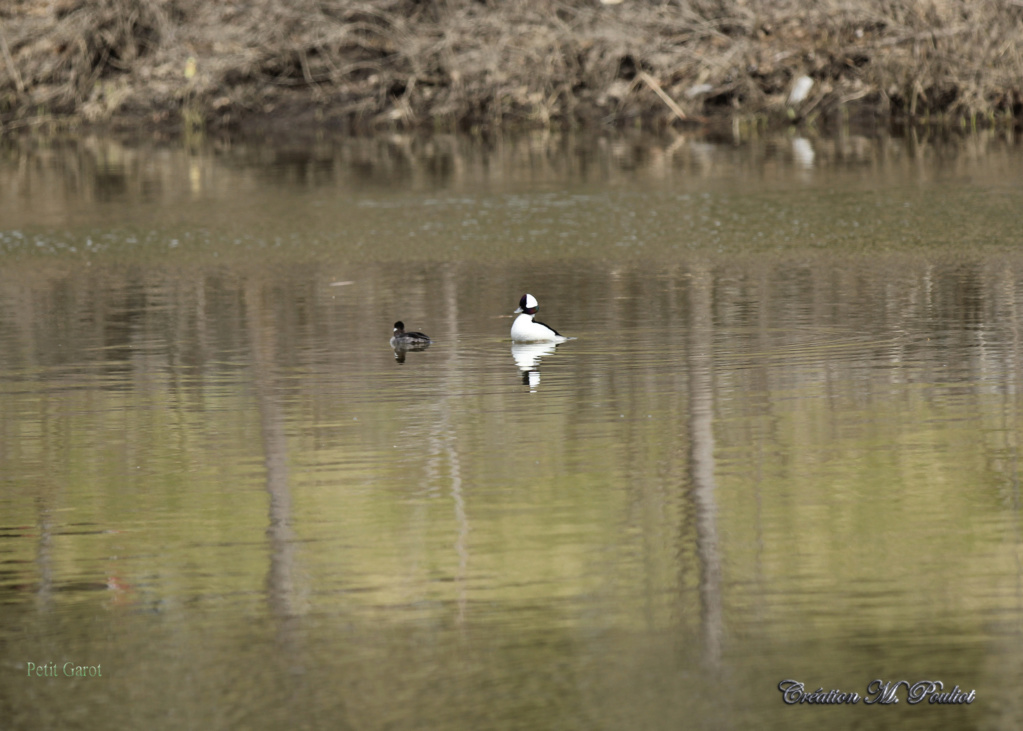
[1,0,1021,134]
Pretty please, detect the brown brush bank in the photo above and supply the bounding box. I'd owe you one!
[1,0,1022,137]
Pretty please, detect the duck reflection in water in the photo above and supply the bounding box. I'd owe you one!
[511,341,560,389]
[390,321,431,363]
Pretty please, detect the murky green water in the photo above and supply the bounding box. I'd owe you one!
[2,131,1022,729]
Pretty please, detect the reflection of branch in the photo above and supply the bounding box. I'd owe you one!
[432,271,469,626]
[35,498,53,609]
[447,425,468,625]
[245,281,297,619]
[686,266,722,667]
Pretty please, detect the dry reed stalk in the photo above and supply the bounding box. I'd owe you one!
[0,23,26,95]
[637,72,688,122]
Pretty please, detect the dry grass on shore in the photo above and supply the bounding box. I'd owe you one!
[1,0,1022,135]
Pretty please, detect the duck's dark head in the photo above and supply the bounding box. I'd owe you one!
[515,294,539,315]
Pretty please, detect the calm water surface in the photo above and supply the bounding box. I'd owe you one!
[2,132,1023,729]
